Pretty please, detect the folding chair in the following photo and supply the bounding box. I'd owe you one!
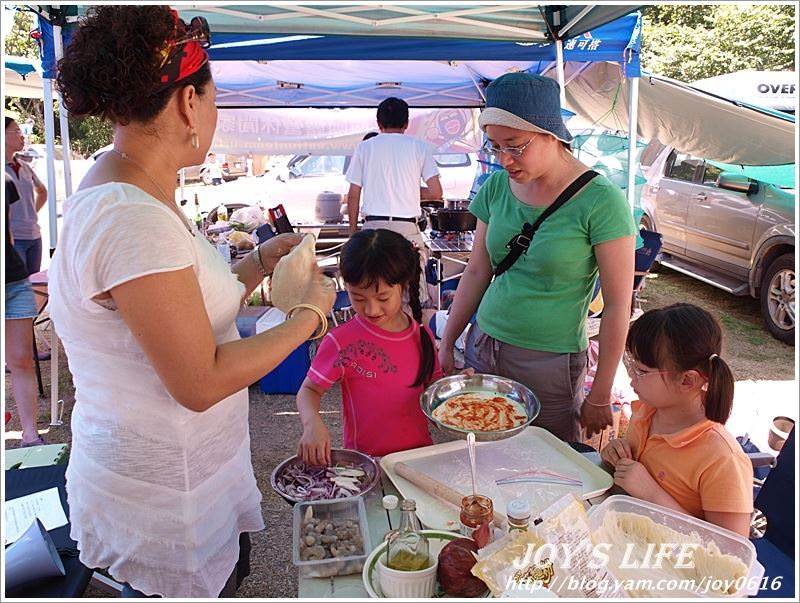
[633,229,663,303]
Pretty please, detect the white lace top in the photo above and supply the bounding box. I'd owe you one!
[49,183,264,597]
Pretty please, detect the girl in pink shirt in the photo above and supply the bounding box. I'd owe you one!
[297,229,442,462]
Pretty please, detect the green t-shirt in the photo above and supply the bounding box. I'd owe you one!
[469,170,636,353]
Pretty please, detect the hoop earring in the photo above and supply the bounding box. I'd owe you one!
[191,128,199,149]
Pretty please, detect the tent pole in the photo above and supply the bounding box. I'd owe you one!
[54,26,74,200]
[626,76,640,211]
[42,78,62,427]
[555,39,566,106]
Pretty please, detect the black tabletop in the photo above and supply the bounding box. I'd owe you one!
[5,464,94,598]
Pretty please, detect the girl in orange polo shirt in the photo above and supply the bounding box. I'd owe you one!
[600,303,753,537]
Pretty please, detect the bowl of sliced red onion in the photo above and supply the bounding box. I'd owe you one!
[271,448,381,504]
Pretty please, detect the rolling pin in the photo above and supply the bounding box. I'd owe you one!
[394,461,507,529]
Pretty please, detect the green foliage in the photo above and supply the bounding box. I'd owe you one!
[641,4,796,81]
[67,116,114,157]
[4,9,39,58]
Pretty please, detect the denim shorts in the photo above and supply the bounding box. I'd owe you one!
[5,279,38,320]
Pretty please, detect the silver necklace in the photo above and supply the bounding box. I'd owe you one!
[110,148,194,235]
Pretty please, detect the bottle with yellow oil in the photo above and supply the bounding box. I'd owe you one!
[386,499,430,571]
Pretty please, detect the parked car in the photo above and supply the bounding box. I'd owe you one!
[639,140,795,343]
[90,146,248,185]
[265,152,479,222]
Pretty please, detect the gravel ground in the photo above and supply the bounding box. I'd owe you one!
[4,266,794,597]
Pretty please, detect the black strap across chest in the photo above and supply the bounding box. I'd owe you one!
[493,170,598,278]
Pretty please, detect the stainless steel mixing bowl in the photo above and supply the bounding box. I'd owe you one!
[420,373,540,441]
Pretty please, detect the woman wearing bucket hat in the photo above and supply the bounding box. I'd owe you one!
[439,72,636,442]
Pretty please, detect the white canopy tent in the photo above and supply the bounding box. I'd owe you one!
[693,70,796,114]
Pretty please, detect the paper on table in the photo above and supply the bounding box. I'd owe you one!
[4,487,68,545]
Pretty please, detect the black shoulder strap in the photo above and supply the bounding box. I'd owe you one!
[494,170,598,278]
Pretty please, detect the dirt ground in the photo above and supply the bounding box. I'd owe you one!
[4,266,795,597]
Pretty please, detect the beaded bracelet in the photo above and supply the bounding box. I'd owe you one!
[286,303,328,340]
[251,246,269,277]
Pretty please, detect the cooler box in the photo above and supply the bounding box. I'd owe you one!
[256,307,313,394]
[236,306,268,338]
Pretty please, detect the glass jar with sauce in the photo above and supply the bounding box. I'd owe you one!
[459,494,494,545]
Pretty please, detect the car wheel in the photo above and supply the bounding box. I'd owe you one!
[639,214,660,272]
[760,253,795,344]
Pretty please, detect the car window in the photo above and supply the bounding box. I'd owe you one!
[701,162,723,186]
[665,151,702,182]
[434,153,471,168]
[298,155,347,177]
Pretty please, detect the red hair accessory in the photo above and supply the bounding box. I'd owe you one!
[156,9,210,90]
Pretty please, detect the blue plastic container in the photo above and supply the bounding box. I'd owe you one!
[260,341,312,394]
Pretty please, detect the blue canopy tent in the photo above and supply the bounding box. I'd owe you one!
[27,3,643,426]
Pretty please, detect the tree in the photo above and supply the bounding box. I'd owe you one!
[4,6,113,155]
[641,4,796,82]
[4,8,39,58]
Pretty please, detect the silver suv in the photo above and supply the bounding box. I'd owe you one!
[640,141,795,344]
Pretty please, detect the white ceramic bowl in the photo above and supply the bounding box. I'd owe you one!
[377,554,438,598]
[363,530,488,598]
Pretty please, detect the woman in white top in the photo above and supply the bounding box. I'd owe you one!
[49,6,334,598]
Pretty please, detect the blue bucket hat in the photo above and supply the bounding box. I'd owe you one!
[478,72,573,143]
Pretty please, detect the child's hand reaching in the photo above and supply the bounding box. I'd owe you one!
[612,458,662,500]
[460,367,476,377]
[600,438,632,468]
[298,419,332,466]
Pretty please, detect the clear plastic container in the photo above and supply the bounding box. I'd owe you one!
[293,497,371,578]
[587,495,764,597]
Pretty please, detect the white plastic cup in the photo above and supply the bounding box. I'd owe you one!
[377,555,438,598]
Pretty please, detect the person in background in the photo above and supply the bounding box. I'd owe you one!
[50,5,334,597]
[601,304,753,537]
[5,117,48,275]
[346,98,442,303]
[4,172,45,447]
[439,72,636,443]
[296,229,442,463]
[205,151,224,185]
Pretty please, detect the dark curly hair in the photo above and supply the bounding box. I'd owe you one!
[56,5,211,125]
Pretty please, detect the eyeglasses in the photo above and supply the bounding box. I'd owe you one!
[158,16,211,69]
[482,135,537,158]
[622,353,678,381]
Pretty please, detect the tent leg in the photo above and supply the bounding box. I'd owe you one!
[626,76,640,211]
[555,39,566,106]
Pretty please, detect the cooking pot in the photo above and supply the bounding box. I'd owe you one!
[420,199,445,212]
[444,198,470,210]
[431,209,477,232]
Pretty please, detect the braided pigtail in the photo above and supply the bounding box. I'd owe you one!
[408,243,435,387]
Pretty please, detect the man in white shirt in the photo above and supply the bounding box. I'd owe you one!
[346,97,442,238]
[346,98,442,304]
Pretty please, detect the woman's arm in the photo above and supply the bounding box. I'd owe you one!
[296,377,332,465]
[111,264,331,412]
[231,232,303,299]
[581,234,635,437]
[439,220,493,374]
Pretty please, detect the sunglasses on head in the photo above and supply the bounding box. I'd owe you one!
[174,16,211,49]
[158,16,211,69]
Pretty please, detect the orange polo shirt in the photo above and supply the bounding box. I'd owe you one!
[626,401,753,519]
